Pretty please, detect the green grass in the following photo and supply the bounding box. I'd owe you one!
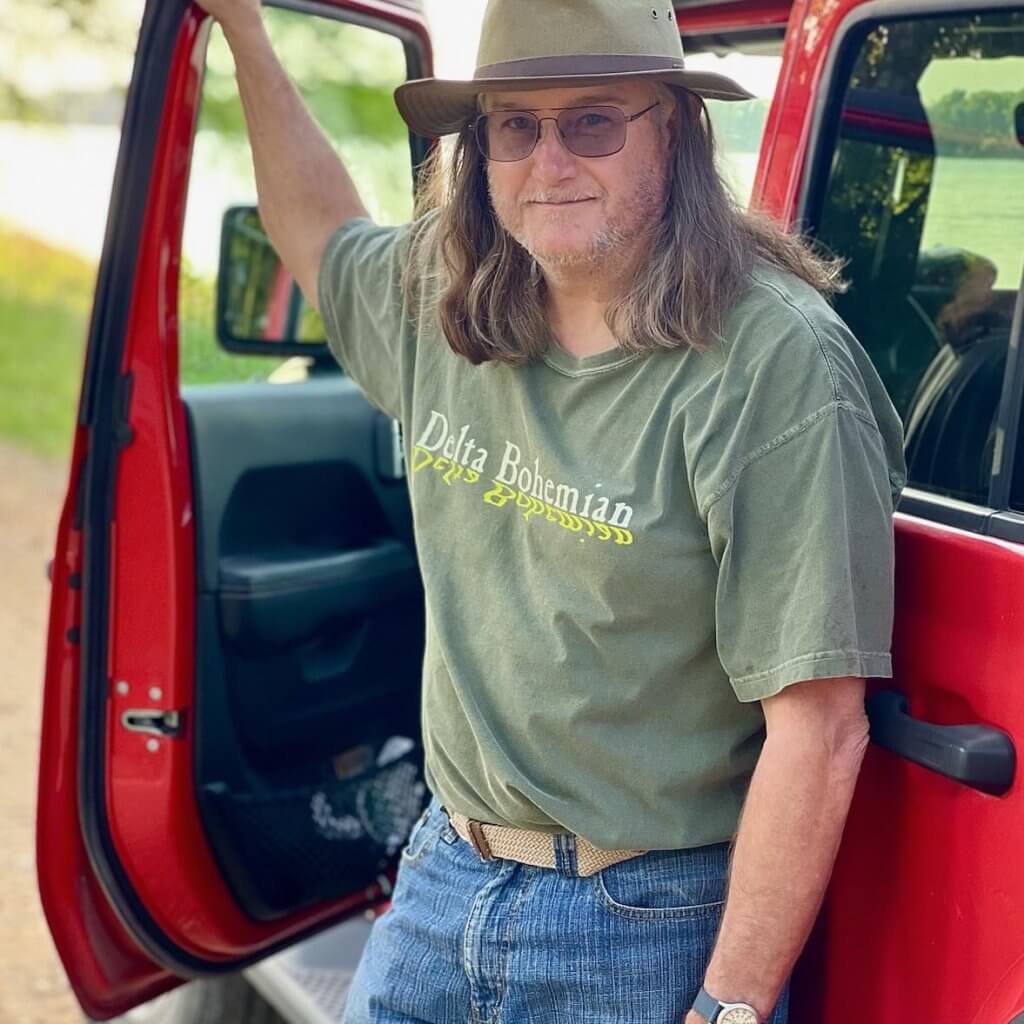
[0,227,94,459]
[0,225,286,460]
[0,285,89,459]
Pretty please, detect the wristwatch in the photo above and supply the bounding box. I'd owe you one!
[691,986,761,1024]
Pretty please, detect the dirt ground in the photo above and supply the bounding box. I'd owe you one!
[0,439,82,1023]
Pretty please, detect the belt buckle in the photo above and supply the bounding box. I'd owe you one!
[465,818,494,860]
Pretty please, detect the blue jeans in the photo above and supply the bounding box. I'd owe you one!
[342,796,790,1023]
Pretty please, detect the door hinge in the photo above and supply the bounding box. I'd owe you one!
[121,708,185,738]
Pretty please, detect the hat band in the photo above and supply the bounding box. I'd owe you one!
[474,53,686,81]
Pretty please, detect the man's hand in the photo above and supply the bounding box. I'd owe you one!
[193,0,261,34]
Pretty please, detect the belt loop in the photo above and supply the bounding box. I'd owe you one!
[553,834,579,877]
[467,819,494,860]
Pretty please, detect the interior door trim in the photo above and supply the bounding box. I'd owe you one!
[988,263,1024,509]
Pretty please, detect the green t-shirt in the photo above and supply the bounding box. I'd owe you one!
[318,214,907,850]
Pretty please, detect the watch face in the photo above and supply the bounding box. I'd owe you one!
[719,1008,759,1024]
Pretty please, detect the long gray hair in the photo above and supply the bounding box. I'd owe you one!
[405,86,844,366]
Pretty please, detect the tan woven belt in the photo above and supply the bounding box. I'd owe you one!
[446,809,647,877]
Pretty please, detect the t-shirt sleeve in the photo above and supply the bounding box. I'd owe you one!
[316,215,426,419]
[692,273,907,703]
[704,398,900,703]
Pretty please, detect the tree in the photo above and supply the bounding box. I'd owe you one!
[0,0,142,121]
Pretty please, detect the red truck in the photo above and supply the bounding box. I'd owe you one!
[35,0,1024,1021]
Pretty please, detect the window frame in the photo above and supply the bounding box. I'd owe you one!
[796,0,1024,540]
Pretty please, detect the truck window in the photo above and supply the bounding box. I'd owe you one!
[811,10,1024,507]
[179,9,414,386]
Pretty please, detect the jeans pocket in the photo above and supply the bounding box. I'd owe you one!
[592,844,729,921]
[399,796,441,867]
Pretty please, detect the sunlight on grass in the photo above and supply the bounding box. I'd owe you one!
[1,223,284,459]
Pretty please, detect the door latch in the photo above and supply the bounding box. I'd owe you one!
[121,709,185,738]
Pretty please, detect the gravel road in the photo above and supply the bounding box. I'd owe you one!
[0,440,81,1023]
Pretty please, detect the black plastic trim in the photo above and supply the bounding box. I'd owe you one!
[986,510,1024,544]
[75,0,424,983]
[867,689,1016,796]
[681,27,787,55]
[990,265,1024,509]
[895,488,995,534]
[797,0,1024,536]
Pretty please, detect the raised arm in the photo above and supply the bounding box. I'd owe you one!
[195,0,370,305]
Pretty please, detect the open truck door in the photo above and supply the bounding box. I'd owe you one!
[35,1,432,1018]
[764,2,1024,1019]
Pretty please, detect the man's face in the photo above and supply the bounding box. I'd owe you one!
[481,81,674,271]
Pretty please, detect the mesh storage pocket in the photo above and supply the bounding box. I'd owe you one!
[201,743,428,920]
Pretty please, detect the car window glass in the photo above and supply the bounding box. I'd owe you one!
[684,46,783,206]
[179,9,414,387]
[813,10,1024,507]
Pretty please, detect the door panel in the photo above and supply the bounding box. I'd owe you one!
[793,519,1024,1021]
[770,2,1024,1019]
[185,382,424,922]
[36,0,432,1017]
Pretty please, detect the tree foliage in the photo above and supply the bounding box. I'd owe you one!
[0,0,140,120]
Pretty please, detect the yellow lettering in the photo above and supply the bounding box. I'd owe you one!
[483,481,517,509]
[594,523,612,542]
[410,447,434,474]
[443,461,464,486]
[465,468,481,484]
[523,496,545,522]
[610,526,634,546]
[556,509,584,533]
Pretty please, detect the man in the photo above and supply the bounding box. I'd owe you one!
[199,0,908,1021]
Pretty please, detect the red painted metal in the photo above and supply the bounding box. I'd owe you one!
[103,0,431,958]
[37,0,1024,1019]
[37,444,181,1018]
[753,0,872,220]
[675,0,793,34]
[37,0,432,1018]
[791,514,1024,1022]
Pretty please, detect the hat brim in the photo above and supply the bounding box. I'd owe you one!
[395,70,754,137]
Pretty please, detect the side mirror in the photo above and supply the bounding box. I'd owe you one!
[216,206,330,357]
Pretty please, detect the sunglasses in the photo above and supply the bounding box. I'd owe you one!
[473,102,661,162]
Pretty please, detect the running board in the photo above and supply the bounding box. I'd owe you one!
[244,915,374,1023]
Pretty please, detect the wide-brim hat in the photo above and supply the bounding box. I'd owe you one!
[395,0,753,138]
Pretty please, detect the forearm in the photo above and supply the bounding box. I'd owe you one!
[693,722,869,1020]
[217,9,368,301]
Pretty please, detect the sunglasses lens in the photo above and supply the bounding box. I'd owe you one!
[559,107,627,158]
[476,106,629,161]
[479,112,539,161]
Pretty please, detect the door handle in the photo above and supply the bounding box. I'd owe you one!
[866,689,1016,796]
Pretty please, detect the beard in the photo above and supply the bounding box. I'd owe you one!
[487,158,669,274]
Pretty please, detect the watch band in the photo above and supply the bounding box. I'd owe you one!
[692,987,761,1023]
[692,987,723,1022]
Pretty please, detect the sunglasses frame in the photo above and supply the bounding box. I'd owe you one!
[472,101,661,162]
